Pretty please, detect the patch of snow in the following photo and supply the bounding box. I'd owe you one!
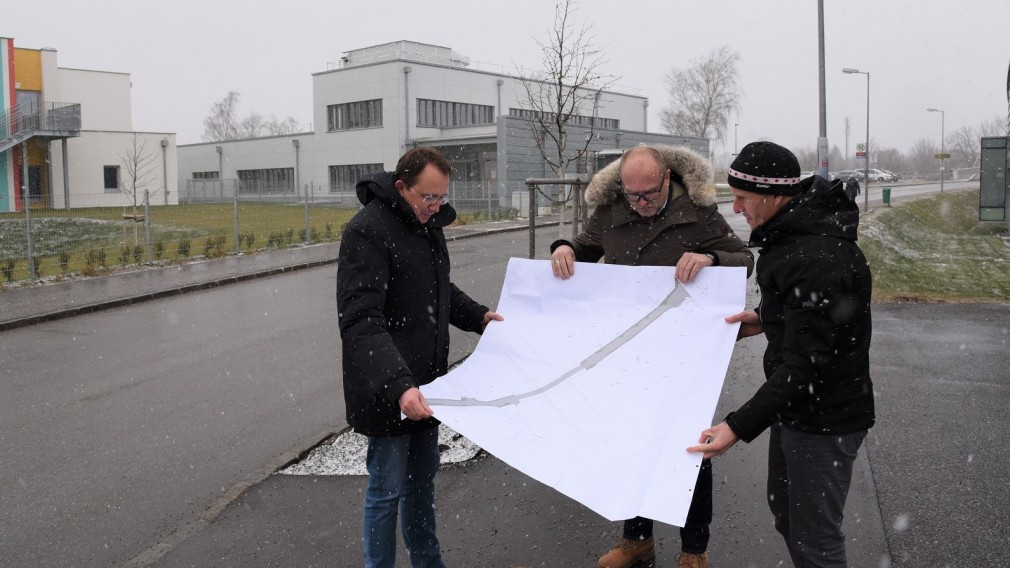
[278,424,482,476]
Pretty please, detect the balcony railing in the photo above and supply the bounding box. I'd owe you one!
[0,101,81,144]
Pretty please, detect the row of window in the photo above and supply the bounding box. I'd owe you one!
[417,99,494,128]
[237,168,294,192]
[326,99,618,132]
[508,108,619,130]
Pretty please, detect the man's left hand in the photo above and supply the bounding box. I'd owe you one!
[482,311,504,329]
[675,252,715,283]
[687,422,739,459]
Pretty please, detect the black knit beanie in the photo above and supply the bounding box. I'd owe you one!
[727,141,803,195]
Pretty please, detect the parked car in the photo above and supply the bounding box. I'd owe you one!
[867,168,897,183]
[831,170,865,182]
[880,169,901,182]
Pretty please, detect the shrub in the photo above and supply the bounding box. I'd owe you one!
[310,226,319,242]
[119,246,131,265]
[324,222,333,240]
[133,245,144,264]
[32,255,43,277]
[244,232,255,250]
[203,237,215,257]
[214,235,226,256]
[285,228,294,246]
[96,247,107,268]
[154,241,165,260]
[2,258,16,283]
[177,239,191,258]
[59,252,71,274]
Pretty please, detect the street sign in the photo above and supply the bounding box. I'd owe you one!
[934,153,951,159]
[856,151,867,157]
[856,143,866,152]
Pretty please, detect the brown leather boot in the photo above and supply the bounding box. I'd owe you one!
[677,551,709,568]
[598,536,655,568]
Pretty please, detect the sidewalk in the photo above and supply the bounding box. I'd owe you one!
[0,217,554,332]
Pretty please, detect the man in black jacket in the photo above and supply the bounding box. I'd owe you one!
[689,142,874,568]
[337,147,502,568]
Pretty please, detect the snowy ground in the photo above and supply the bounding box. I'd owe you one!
[278,425,482,476]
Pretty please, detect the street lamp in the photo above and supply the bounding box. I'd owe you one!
[733,123,739,155]
[926,108,945,193]
[842,67,870,212]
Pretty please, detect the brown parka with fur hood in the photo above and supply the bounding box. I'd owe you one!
[551,145,754,273]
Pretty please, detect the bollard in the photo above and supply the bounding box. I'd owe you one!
[882,187,891,206]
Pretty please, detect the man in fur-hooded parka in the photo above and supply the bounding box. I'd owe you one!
[550,145,754,273]
[548,145,752,567]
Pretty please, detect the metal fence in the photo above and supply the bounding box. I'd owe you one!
[0,190,359,285]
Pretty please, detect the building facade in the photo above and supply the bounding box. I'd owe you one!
[0,38,178,212]
[178,40,707,212]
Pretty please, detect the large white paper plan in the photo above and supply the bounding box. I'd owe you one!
[422,257,746,527]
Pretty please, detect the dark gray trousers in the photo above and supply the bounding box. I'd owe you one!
[767,423,866,568]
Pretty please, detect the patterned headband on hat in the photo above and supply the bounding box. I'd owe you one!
[728,141,804,196]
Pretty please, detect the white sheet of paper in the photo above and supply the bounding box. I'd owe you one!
[422,258,746,527]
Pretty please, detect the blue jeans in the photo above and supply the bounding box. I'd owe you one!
[363,427,444,568]
[767,423,866,568]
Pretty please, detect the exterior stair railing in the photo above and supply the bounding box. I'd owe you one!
[0,101,81,153]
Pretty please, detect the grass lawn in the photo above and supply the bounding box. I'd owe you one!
[859,189,1010,302]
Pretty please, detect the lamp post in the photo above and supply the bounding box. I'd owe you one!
[160,138,169,205]
[733,123,739,155]
[927,108,945,193]
[842,68,870,212]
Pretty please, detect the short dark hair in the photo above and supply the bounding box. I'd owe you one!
[395,147,452,187]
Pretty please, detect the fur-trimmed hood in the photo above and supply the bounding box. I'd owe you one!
[585,145,716,208]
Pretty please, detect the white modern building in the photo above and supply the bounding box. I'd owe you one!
[178,40,706,212]
[0,38,177,212]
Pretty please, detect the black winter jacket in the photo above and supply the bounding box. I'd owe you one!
[337,172,489,436]
[726,176,875,442]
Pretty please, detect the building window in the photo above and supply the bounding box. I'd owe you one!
[327,99,383,131]
[329,163,384,193]
[192,171,220,180]
[417,99,495,128]
[103,165,120,192]
[509,108,619,130]
[236,168,294,193]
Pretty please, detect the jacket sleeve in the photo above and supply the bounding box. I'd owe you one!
[550,208,606,263]
[698,207,755,276]
[449,283,489,334]
[725,255,845,442]
[337,222,416,406]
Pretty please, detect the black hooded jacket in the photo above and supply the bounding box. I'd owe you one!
[726,176,875,442]
[337,172,489,436]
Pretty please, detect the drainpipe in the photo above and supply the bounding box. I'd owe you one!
[403,66,412,149]
[496,78,504,118]
[62,138,70,210]
[160,138,169,205]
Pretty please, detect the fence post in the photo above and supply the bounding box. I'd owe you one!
[304,184,311,243]
[144,190,153,263]
[233,183,241,254]
[528,181,536,259]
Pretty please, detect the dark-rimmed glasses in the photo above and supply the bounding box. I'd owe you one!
[619,174,667,204]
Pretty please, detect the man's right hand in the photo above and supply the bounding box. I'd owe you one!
[551,245,576,280]
[399,387,434,421]
[725,309,763,340]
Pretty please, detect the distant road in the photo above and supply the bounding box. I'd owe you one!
[856,179,977,211]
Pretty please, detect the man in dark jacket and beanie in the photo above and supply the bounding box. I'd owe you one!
[689,141,874,568]
[551,145,754,568]
[337,147,502,568]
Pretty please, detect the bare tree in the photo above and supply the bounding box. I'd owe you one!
[202,91,241,142]
[907,138,939,178]
[792,146,818,171]
[203,92,302,141]
[118,133,160,245]
[660,46,742,147]
[948,124,979,169]
[517,0,616,234]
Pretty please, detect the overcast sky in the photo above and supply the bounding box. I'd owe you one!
[7,0,1009,159]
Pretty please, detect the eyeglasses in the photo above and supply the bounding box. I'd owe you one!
[409,186,450,206]
[619,175,666,204]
